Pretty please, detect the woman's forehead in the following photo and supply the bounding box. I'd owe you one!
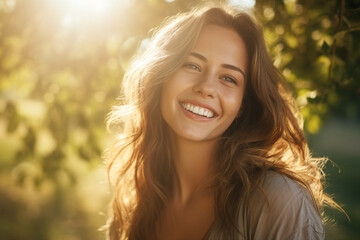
[190,24,248,71]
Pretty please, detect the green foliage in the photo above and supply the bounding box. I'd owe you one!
[0,0,359,239]
[256,0,360,133]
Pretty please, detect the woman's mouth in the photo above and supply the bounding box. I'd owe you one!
[180,102,215,118]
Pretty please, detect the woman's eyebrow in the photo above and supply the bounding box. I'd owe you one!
[190,52,245,78]
[221,64,245,78]
[190,52,207,61]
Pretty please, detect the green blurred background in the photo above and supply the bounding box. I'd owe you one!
[0,0,359,239]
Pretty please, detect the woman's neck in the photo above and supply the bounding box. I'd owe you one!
[171,135,218,205]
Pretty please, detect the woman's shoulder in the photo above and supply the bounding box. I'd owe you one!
[238,170,325,239]
[260,170,308,201]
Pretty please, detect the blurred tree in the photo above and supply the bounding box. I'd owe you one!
[256,0,360,133]
[0,0,359,239]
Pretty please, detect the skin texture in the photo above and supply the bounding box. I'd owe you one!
[157,24,248,240]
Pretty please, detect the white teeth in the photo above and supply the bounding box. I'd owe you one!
[181,103,215,118]
[205,110,214,118]
[204,109,209,117]
[194,106,199,113]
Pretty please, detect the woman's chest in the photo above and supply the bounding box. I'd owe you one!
[156,197,215,240]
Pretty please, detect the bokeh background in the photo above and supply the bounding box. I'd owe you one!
[0,0,359,239]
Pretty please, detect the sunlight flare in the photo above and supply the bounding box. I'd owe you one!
[58,0,115,27]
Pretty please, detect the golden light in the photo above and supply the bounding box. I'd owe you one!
[228,0,256,9]
[0,0,16,12]
[57,0,117,27]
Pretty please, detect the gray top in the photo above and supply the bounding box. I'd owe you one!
[208,171,325,240]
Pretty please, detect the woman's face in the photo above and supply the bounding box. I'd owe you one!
[161,24,248,142]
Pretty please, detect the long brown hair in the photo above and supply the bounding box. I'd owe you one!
[106,4,341,239]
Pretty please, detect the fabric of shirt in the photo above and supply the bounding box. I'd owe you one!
[207,171,325,240]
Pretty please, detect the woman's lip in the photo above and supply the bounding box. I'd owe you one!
[178,102,215,122]
[179,100,219,116]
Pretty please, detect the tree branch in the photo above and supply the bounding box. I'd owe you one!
[327,0,345,82]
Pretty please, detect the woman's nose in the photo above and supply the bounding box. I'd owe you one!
[192,74,217,98]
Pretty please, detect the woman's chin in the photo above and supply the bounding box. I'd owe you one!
[173,129,218,143]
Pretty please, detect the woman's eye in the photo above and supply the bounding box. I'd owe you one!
[183,63,201,71]
[222,76,238,85]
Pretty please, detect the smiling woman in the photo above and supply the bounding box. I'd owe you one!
[105,3,340,240]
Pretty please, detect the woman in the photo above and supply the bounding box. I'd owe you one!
[106,4,340,240]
